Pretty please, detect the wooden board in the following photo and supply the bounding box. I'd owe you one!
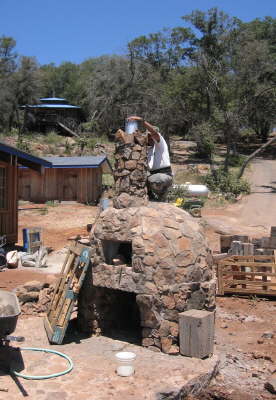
[0,161,18,244]
[44,242,91,344]
[217,255,276,296]
[179,310,215,359]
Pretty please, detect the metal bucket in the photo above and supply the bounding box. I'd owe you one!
[125,120,138,134]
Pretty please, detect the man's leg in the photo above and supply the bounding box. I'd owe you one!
[148,173,173,202]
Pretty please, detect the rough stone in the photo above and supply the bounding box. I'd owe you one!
[23,281,45,292]
[79,200,215,354]
[18,291,39,303]
[264,377,276,394]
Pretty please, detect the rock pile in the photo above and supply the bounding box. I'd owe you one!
[15,280,55,315]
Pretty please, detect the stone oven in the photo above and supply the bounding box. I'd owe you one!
[78,129,216,355]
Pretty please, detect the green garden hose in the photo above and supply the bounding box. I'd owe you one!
[11,347,73,380]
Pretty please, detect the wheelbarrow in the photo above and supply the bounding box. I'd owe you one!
[0,290,23,343]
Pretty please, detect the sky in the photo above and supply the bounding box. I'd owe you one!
[1,0,275,66]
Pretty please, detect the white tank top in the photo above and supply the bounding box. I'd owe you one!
[148,133,171,171]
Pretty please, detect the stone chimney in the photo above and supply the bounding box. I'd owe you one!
[113,129,149,209]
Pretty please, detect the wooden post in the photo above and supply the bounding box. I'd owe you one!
[220,235,233,253]
[216,264,224,295]
[179,309,215,359]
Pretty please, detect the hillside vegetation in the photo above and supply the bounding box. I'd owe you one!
[0,8,275,192]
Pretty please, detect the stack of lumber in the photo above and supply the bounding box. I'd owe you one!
[217,254,276,296]
[220,227,276,256]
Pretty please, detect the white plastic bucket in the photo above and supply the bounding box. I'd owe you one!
[115,351,136,376]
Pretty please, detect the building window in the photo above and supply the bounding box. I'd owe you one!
[0,167,7,209]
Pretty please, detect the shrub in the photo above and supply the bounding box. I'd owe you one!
[17,136,32,153]
[227,154,246,167]
[167,185,189,203]
[44,132,61,145]
[204,168,250,196]
[190,122,215,160]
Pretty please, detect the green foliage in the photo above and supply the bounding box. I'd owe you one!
[9,127,19,136]
[227,154,246,167]
[44,132,61,145]
[167,185,188,203]
[75,136,98,152]
[16,136,31,153]
[45,200,59,207]
[80,121,98,133]
[204,168,250,196]
[190,122,215,160]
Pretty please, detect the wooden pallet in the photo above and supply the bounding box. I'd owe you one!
[217,254,276,296]
[44,242,91,344]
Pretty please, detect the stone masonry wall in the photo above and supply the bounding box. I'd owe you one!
[78,203,216,355]
[113,130,148,209]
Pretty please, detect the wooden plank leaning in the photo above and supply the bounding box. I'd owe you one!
[44,243,91,344]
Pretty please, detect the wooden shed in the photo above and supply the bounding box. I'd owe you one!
[0,142,51,244]
[18,156,112,204]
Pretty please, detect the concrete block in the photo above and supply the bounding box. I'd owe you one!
[230,241,243,255]
[261,237,270,248]
[179,309,215,359]
[270,227,276,237]
[242,243,254,256]
[269,237,276,248]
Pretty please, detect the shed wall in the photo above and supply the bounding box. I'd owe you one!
[18,167,102,204]
[0,161,18,243]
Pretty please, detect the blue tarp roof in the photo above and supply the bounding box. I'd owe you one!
[21,97,81,109]
[40,97,66,101]
[23,104,80,109]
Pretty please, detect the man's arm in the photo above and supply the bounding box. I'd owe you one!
[127,116,160,142]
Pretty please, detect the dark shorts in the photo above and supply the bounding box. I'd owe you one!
[149,166,172,176]
[147,167,173,201]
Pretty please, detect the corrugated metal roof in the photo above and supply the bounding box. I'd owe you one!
[0,142,52,169]
[0,142,113,173]
[43,155,109,168]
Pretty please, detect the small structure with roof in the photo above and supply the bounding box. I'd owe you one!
[21,97,84,134]
[0,142,51,243]
[18,155,112,204]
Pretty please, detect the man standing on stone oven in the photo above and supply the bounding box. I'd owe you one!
[127,116,173,201]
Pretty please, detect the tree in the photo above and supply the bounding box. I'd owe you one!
[0,35,17,75]
[0,36,17,131]
[12,56,41,129]
[239,19,276,141]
